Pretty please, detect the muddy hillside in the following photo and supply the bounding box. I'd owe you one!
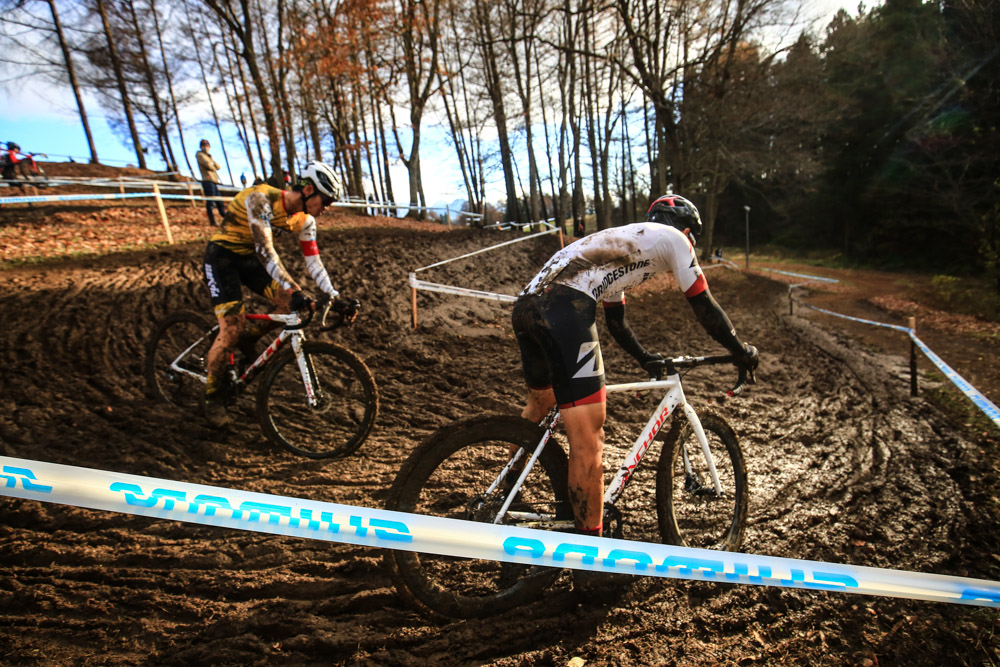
[0,222,997,665]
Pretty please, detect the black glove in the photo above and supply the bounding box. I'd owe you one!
[289,290,313,313]
[333,297,360,320]
[639,351,665,376]
[734,343,759,372]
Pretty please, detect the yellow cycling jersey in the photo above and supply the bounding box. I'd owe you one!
[209,184,309,255]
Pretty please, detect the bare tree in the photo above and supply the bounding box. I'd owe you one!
[94,0,147,167]
[204,0,284,182]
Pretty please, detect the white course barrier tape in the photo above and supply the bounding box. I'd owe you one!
[801,303,1000,428]
[2,456,999,607]
[409,275,517,303]
[413,227,560,273]
[0,192,154,205]
[766,268,840,284]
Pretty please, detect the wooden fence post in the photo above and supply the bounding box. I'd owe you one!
[909,316,918,396]
[411,287,418,329]
[187,182,195,208]
[152,183,174,244]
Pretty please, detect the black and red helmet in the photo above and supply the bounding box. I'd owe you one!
[644,194,702,237]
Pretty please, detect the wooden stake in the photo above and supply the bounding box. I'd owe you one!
[152,183,174,244]
[411,287,418,329]
[558,227,565,249]
[187,182,195,207]
[909,316,918,396]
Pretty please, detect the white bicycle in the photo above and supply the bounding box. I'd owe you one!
[145,295,379,459]
[384,353,753,618]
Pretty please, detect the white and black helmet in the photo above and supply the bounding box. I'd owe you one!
[299,161,343,202]
[644,194,702,237]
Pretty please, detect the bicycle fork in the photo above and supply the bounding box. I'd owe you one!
[291,335,325,409]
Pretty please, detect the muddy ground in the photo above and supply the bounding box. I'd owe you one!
[1,215,999,666]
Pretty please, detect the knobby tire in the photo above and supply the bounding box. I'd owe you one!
[256,341,378,459]
[144,311,215,409]
[384,415,569,619]
[655,411,748,552]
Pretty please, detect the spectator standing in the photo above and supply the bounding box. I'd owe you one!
[196,139,228,226]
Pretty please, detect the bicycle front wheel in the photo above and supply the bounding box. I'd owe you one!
[144,311,215,409]
[256,341,378,459]
[655,411,748,551]
[384,415,569,619]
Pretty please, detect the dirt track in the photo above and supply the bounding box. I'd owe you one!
[1,222,998,665]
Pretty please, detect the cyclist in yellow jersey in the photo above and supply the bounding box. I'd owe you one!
[201,161,358,428]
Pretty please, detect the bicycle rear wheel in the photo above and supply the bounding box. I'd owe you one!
[384,415,570,619]
[256,341,378,459]
[655,411,748,551]
[144,311,215,409]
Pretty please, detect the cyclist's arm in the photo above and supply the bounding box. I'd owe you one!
[603,301,655,363]
[297,214,339,298]
[687,288,746,356]
[247,191,301,293]
[655,225,751,360]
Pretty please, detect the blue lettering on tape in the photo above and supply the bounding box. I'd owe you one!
[604,549,653,571]
[553,543,599,565]
[370,518,413,542]
[106,482,412,544]
[190,494,233,517]
[962,588,1000,603]
[656,554,725,577]
[504,536,546,558]
[1,466,53,493]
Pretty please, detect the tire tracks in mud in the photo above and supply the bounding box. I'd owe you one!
[0,227,996,665]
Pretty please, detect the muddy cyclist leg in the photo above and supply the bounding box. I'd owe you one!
[561,401,607,536]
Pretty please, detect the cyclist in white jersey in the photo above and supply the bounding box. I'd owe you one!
[512,194,758,542]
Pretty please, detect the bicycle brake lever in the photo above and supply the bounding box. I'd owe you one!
[726,366,750,397]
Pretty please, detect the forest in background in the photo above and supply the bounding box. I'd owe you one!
[0,0,997,288]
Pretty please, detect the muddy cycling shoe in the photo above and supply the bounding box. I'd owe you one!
[203,395,232,429]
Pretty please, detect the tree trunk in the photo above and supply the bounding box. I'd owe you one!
[150,0,194,178]
[95,0,146,168]
[125,0,176,171]
[187,5,235,185]
[46,0,98,164]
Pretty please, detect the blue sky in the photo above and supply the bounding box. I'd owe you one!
[0,86,469,208]
[0,0,856,208]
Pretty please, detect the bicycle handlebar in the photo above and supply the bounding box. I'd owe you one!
[646,354,756,397]
[274,294,359,332]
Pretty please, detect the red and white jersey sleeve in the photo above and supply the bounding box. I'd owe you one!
[521,223,706,303]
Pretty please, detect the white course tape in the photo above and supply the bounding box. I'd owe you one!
[413,227,559,273]
[767,268,840,283]
[408,274,517,303]
[2,456,998,607]
[0,192,153,205]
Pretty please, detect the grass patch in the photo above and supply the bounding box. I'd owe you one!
[922,372,1000,443]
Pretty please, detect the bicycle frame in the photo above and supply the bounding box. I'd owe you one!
[496,370,722,527]
[165,311,326,409]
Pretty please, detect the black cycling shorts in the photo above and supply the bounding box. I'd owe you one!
[511,284,606,409]
[202,242,279,317]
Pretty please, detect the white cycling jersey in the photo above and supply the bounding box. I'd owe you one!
[521,223,707,304]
